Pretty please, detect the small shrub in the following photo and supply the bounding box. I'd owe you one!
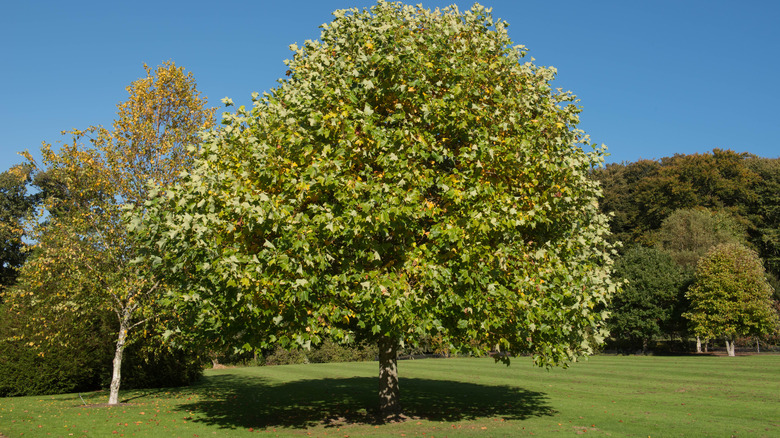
[263,347,309,365]
[307,339,377,363]
[262,339,378,365]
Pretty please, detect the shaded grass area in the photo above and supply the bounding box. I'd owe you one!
[182,373,551,429]
[0,355,778,437]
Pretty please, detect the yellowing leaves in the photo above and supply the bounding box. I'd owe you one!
[6,61,215,406]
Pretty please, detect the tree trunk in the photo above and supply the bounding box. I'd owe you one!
[696,336,702,353]
[108,319,129,405]
[756,337,760,353]
[378,336,401,420]
[725,338,735,357]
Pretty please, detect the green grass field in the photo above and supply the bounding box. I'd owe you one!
[1,355,778,437]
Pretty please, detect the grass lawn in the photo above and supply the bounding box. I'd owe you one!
[1,354,778,437]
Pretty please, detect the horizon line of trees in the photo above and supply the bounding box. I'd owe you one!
[593,150,780,354]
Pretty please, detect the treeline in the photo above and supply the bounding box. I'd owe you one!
[593,150,780,353]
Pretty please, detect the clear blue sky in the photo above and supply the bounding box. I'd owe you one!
[2,0,778,174]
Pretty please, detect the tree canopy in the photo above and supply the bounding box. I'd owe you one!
[745,157,780,281]
[0,165,36,289]
[652,208,746,270]
[608,246,688,352]
[592,151,779,279]
[134,2,617,418]
[684,243,779,356]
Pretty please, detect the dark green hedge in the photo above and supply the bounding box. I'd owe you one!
[0,304,202,397]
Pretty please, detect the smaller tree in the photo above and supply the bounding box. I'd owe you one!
[608,246,689,353]
[684,243,779,356]
[4,61,213,404]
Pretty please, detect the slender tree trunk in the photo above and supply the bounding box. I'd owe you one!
[725,338,735,357]
[108,318,129,405]
[696,336,702,353]
[756,337,760,353]
[378,336,401,420]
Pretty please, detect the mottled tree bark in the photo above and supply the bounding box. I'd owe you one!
[378,336,401,420]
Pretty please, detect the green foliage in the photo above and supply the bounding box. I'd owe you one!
[263,347,310,366]
[118,337,203,389]
[135,2,617,371]
[607,246,690,352]
[652,208,746,270]
[593,151,780,283]
[261,339,377,365]
[685,243,779,343]
[0,297,202,397]
[0,301,110,397]
[632,150,758,231]
[591,159,660,246]
[0,165,37,289]
[745,157,780,277]
[306,339,378,364]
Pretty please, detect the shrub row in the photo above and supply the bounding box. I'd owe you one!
[0,304,202,397]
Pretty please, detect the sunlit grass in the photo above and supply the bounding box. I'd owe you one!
[1,355,778,437]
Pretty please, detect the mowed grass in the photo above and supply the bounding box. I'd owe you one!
[1,355,778,437]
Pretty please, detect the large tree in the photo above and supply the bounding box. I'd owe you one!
[4,62,213,404]
[684,243,779,356]
[134,2,617,419]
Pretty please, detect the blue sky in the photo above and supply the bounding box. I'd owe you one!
[2,0,778,175]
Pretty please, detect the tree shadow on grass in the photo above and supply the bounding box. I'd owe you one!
[172,374,553,429]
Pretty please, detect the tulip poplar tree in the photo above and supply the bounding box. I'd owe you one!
[134,2,617,419]
[5,62,214,405]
